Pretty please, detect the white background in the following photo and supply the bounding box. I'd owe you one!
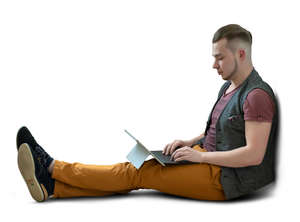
[0,0,298,221]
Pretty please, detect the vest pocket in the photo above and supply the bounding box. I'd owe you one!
[227,114,245,131]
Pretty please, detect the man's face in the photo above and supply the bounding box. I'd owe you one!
[212,38,238,81]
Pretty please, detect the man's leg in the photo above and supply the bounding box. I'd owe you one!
[51,145,226,201]
[52,160,140,198]
[138,148,225,201]
[16,126,133,201]
[54,180,131,198]
[16,126,225,201]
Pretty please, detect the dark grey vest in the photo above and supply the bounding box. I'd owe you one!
[195,68,278,200]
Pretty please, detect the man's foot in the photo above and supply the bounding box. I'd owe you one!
[16,126,53,169]
[18,143,55,202]
[16,126,38,150]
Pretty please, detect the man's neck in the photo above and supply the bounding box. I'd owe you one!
[230,65,253,88]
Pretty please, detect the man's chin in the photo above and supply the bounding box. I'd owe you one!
[221,75,227,80]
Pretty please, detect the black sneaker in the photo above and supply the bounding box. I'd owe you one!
[16,126,53,169]
[18,143,55,202]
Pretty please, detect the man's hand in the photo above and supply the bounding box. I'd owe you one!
[170,146,204,163]
[162,140,192,155]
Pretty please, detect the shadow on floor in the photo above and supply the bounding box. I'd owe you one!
[44,182,276,204]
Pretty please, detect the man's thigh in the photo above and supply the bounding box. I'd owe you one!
[138,158,225,200]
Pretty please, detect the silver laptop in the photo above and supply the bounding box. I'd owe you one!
[124,129,194,169]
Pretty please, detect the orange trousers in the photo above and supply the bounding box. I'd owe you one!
[52,145,226,201]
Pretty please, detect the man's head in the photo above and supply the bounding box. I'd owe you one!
[212,24,253,81]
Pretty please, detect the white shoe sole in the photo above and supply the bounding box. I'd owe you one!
[18,143,47,202]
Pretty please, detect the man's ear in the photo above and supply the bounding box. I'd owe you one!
[238,48,246,60]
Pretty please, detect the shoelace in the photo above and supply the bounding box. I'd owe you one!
[34,146,49,168]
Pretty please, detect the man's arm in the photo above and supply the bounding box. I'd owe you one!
[186,132,205,146]
[170,121,272,165]
[200,121,272,167]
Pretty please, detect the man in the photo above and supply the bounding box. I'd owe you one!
[16,24,278,202]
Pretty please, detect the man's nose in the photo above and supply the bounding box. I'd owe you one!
[212,61,219,69]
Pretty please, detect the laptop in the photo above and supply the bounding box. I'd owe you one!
[125,129,195,169]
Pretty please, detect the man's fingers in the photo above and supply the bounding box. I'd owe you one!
[165,142,176,155]
[164,143,172,155]
[162,144,169,154]
[171,149,181,160]
[162,144,167,154]
[167,144,173,155]
[169,146,176,155]
[171,146,190,160]
[174,156,184,162]
[170,142,180,154]
[163,141,183,155]
[170,151,175,160]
